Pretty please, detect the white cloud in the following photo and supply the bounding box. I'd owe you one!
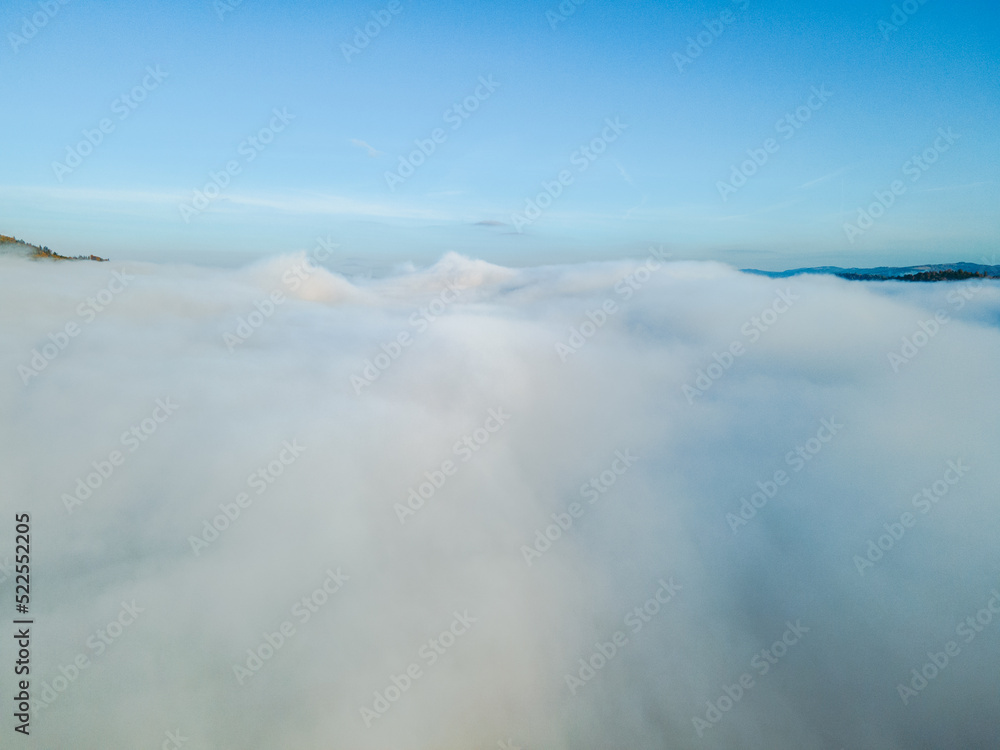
[2,253,999,748]
[350,139,386,158]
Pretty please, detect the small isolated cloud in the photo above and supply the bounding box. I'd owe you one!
[350,139,384,158]
[615,160,635,186]
[614,160,649,219]
[474,220,507,227]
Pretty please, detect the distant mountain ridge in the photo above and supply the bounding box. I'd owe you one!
[743,262,1000,282]
[0,234,107,262]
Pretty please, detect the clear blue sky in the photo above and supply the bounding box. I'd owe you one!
[1,0,997,268]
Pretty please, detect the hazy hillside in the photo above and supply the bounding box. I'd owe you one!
[744,262,1000,281]
[0,233,107,262]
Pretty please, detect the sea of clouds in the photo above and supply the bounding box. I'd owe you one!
[1,247,999,749]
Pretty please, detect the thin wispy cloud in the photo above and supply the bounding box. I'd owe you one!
[0,185,456,222]
[350,139,385,158]
[716,197,805,222]
[615,160,635,186]
[916,180,994,193]
[797,165,854,190]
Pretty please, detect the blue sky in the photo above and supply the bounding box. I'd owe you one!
[1,0,997,268]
